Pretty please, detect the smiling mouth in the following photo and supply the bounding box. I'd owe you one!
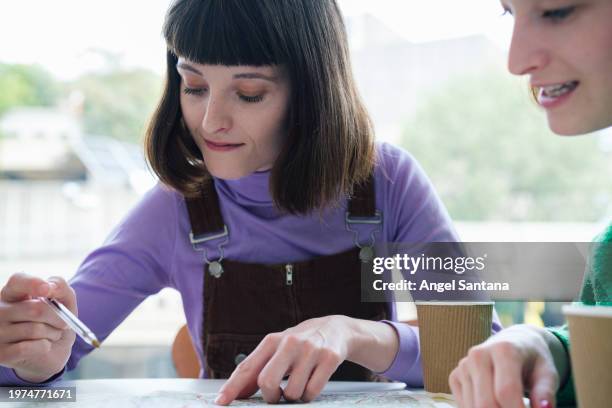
[539,81,579,98]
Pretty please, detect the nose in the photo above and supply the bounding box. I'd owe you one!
[202,94,232,134]
[507,19,550,76]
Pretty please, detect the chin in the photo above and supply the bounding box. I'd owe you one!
[547,117,595,137]
[547,109,612,136]
[206,166,251,180]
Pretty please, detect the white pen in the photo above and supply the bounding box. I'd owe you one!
[40,297,100,348]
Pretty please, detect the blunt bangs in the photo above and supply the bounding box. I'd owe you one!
[163,0,282,66]
[147,0,375,214]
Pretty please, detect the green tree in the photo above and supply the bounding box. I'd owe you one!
[0,61,163,144]
[0,63,59,115]
[401,69,612,222]
[71,69,162,143]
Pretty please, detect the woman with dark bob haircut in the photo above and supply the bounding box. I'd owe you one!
[0,0,498,404]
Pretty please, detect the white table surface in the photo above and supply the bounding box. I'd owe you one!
[5,378,463,407]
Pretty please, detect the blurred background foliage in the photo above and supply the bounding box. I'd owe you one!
[401,71,612,222]
[0,62,162,144]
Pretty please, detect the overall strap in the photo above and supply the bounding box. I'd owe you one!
[347,173,377,218]
[185,177,225,238]
[185,172,377,236]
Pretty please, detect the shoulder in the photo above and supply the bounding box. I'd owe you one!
[591,222,612,261]
[75,182,180,291]
[144,181,182,205]
[590,221,612,273]
[595,222,612,243]
[372,141,431,191]
[371,142,457,241]
[130,182,181,216]
[374,141,419,171]
[110,182,182,238]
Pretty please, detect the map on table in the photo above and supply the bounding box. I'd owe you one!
[8,389,457,408]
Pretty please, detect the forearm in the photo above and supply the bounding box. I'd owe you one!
[345,317,399,372]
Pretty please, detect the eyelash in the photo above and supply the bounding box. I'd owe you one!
[500,5,576,21]
[183,87,204,96]
[542,6,576,21]
[183,87,264,103]
[240,94,264,103]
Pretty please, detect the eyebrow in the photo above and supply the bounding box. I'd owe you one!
[176,62,278,82]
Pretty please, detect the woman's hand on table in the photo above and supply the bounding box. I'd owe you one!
[214,315,399,405]
[449,324,568,408]
[0,272,77,383]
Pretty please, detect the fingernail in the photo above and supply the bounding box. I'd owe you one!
[214,394,227,405]
[48,282,58,292]
[540,400,551,408]
[38,282,50,295]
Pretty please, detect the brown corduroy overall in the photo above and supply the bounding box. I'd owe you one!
[185,175,388,380]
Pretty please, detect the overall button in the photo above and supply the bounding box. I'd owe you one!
[234,353,247,366]
[359,246,374,263]
[208,261,224,278]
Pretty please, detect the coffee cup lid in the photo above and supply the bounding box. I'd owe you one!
[563,304,612,318]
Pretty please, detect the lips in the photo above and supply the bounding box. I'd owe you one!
[205,139,243,147]
[203,138,245,152]
[539,81,579,98]
[535,80,580,109]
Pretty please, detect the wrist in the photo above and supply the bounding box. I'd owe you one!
[344,317,399,372]
[342,315,365,362]
[501,324,566,390]
[539,327,570,390]
[14,369,50,384]
[14,367,61,384]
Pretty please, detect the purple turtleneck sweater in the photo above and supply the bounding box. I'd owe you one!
[0,142,501,386]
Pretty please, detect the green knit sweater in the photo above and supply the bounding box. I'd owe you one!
[549,223,612,406]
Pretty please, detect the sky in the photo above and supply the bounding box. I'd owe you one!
[0,0,513,80]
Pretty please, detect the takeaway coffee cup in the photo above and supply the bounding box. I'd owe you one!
[563,304,612,408]
[416,301,493,393]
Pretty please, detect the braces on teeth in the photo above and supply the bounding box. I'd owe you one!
[542,82,577,98]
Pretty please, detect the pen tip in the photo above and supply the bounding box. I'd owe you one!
[92,339,101,348]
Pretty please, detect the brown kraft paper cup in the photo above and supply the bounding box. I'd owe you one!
[416,302,493,393]
[563,305,612,408]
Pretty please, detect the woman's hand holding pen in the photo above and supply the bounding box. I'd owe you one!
[0,272,77,383]
[215,315,399,405]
